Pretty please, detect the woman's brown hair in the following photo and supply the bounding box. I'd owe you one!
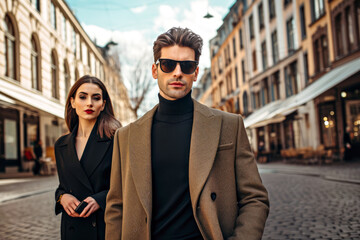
[65,75,121,138]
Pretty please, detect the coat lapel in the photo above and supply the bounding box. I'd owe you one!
[58,126,94,193]
[129,105,158,220]
[189,100,222,210]
[80,123,111,178]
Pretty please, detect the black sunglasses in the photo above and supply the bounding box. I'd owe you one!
[156,58,198,74]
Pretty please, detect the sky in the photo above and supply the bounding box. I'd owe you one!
[66,0,236,112]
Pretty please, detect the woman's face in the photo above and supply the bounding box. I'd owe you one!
[71,83,106,122]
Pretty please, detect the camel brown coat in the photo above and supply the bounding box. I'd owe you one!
[105,100,269,240]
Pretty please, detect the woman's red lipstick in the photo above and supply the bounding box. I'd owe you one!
[85,109,94,114]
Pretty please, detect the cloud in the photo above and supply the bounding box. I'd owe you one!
[81,0,229,113]
[153,0,225,69]
[130,5,147,14]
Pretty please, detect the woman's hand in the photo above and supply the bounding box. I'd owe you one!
[79,197,100,218]
[60,193,81,217]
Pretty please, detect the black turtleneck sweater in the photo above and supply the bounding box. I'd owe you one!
[151,92,203,240]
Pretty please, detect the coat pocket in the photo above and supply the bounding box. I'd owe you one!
[217,142,233,151]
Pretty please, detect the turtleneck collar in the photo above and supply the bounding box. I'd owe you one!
[157,91,194,115]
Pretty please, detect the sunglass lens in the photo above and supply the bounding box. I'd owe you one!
[160,59,176,73]
[181,61,197,74]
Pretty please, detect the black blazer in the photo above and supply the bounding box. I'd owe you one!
[55,123,113,240]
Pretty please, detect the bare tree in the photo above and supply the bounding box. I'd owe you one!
[128,54,156,118]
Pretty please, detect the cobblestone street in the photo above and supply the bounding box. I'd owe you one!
[0,162,359,239]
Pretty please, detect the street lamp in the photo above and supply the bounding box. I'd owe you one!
[203,0,213,19]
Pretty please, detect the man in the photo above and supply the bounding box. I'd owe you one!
[105,27,269,240]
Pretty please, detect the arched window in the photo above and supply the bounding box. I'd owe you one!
[31,35,41,90]
[51,50,59,99]
[4,15,16,80]
[64,60,70,97]
[243,91,249,115]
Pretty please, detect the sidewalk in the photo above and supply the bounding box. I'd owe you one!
[258,160,360,184]
[0,167,58,204]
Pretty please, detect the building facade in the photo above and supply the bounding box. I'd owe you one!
[209,0,360,160]
[0,0,135,172]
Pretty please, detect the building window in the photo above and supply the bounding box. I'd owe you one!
[261,78,270,106]
[88,49,91,71]
[72,29,76,55]
[261,41,267,70]
[226,74,233,94]
[239,28,244,49]
[321,36,329,69]
[64,60,70,98]
[271,30,279,64]
[75,68,79,82]
[311,0,325,22]
[303,52,309,85]
[258,3,264,30]
[284,61,298,97]
[249,14,255,39]
[287,17,295,53]
[51,50,59,99]
[31,36,40,91]
[252,50,257,72]
[269,0,276,19]
[335,13,343,57]
[218,57,222,74]
[62,14,67,42]
[300,4,307,40]
[235,66,239,88]
[313,27,330,74]
[50,1,56,29]
[4,15,17,80]
[345,7,355,52]
[233,37,236,58]
[30,0,40,12]
[271,71,280,101]
[241,60,246,83]
[243,91,249,115]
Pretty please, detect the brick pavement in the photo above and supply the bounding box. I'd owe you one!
[0,161,359,239]
[260,161,360,240]
[258,161,360,184]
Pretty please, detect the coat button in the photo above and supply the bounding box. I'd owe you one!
[92,221,96,227]
[211,192,216,201]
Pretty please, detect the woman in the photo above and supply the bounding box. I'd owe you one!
[55,75,121,240]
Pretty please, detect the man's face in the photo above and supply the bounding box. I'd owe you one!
[152,45,199,101]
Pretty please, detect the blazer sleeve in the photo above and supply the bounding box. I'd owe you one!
[105,129,123,240]
[228,116,270,240]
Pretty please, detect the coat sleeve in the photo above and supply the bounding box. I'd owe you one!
[228,116,270,240]
[105,129,123,240]
[54,143,68,215]
[91,190,108,211]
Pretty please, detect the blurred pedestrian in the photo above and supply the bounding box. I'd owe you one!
[105,27,269,240]
[32,139,42,175]
[344,126,352,161]
[54,75,121,240]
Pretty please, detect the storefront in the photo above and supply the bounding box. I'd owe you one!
[0,106,20,171]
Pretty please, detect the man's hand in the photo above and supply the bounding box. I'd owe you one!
[79,197,100,218]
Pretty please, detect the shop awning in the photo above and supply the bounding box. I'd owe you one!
[0,78,65,118]
[244,57,360,128]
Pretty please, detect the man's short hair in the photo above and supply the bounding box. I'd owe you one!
[153,27,203,63]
